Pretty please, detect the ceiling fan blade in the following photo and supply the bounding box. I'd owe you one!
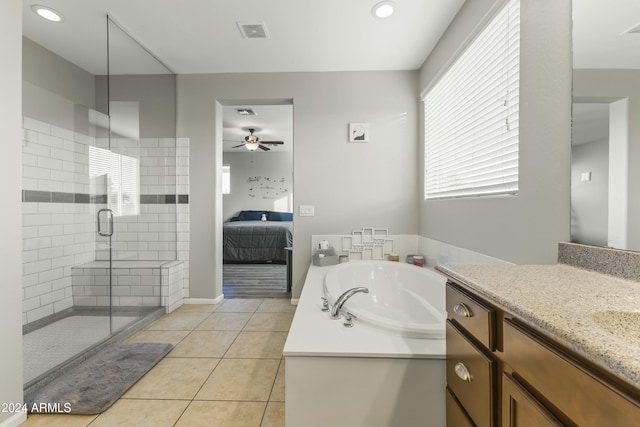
[232,143,246,148]
[260,141,284,145]
[258,144,270,151]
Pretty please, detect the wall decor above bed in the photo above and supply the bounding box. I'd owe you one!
[246,175,289,200]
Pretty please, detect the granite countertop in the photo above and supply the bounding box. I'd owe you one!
[436,263,640,391]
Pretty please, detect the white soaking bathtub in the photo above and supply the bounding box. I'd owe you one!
[323,260,446,339]
[284,260,446,427]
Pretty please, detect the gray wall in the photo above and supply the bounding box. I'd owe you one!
[417,0,572,264]
[223,152,293,221]
[571,139,609,246]
[23,37,97,109]
[573,69,640,250]
[0,0,25,423]
[22,37,101,133]
[96,75,176,138]
[177,71,420,299]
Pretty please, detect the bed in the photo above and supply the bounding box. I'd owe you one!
[223,210,293,263]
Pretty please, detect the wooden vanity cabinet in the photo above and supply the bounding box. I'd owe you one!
[445,280,640,427]
[445,282,498,427]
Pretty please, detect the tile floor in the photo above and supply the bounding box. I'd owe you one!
[21,298,295,427]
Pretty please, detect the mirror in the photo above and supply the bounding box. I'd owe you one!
[571,0,640,251]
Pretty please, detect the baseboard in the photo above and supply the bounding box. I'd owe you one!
[184,295,224,305]
[290,298,299,305]
[0,411,27,427]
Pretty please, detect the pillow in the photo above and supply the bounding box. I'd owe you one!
[268,211,293,221]
[232,210,267,221]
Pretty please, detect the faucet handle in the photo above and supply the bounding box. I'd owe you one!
[320,297,330,312]
[343,312,357,328]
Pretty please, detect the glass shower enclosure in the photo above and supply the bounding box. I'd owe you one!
[21,15,177,390]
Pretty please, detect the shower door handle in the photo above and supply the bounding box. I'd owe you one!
[97,208,114,237]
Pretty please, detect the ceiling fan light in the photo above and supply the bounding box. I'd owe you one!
[245,142,260,151]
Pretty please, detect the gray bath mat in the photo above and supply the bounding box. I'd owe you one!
[25,342,172,415]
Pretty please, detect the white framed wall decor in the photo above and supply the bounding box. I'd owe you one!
[349,122,369,142]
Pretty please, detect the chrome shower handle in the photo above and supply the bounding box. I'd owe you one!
[97,208,114,237]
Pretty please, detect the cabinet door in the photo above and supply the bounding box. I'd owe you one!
[446,386,476,427]
[502,373,563,427]
[503,318,640,426]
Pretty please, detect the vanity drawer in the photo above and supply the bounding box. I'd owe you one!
[446,320,496,427]
[446,282,496,350]
[503,318,640,427]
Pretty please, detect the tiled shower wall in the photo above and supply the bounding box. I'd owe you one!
[21,117,190,324]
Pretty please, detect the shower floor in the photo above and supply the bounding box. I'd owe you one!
[23,308,160,386]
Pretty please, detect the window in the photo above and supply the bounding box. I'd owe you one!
[89,146,140,216]
[423,0,520,200]
[222,164,231,195]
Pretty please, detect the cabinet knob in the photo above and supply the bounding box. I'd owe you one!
[453,302,473,318]
[454,362,473,382]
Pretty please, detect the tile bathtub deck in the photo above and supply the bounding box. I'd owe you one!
[21,298,295,427]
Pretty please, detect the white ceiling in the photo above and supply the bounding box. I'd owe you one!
[22,1,640,149]
[573,0,640,69]
[22,0,466,75]
[22,0,467,152]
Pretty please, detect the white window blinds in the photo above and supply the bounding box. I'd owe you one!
[89,146,140,216]
[423,0,520,200]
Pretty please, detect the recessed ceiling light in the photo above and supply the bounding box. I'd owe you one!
[372,1,395,19]
[31,5,63,22]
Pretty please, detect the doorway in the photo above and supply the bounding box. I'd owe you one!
[220,101,293,298]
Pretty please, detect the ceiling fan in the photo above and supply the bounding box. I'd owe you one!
[231,128,284,151]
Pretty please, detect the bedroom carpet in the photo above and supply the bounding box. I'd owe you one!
[223,264,289,298]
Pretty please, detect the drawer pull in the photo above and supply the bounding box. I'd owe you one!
[453,302,473,318]
[454,362,473,382]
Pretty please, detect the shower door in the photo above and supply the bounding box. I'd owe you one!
[102,17,177,333]
[22,11,175,388]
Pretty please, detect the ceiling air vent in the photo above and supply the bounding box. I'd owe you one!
[236,108,257,116]
[237,22,270,39]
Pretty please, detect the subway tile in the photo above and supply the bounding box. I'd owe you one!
[38,224,64,237]
[23,259,52,275]
[37,180,64,192]
[53,297,73,313]
[140,194,159,204]
[24,282,52,299]
[38,133,64,149]
[24,117,51,134]
[23,237,51,251]
[74,193,90,204]
[37,155,63,170]
[50,171,74,182]
[51,192,74,203]
[23,166,51,181]
[23,214,51,227]
[23,128,39,143]
[23,141,51,157]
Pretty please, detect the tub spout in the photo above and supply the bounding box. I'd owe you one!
[329,287,369,319]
